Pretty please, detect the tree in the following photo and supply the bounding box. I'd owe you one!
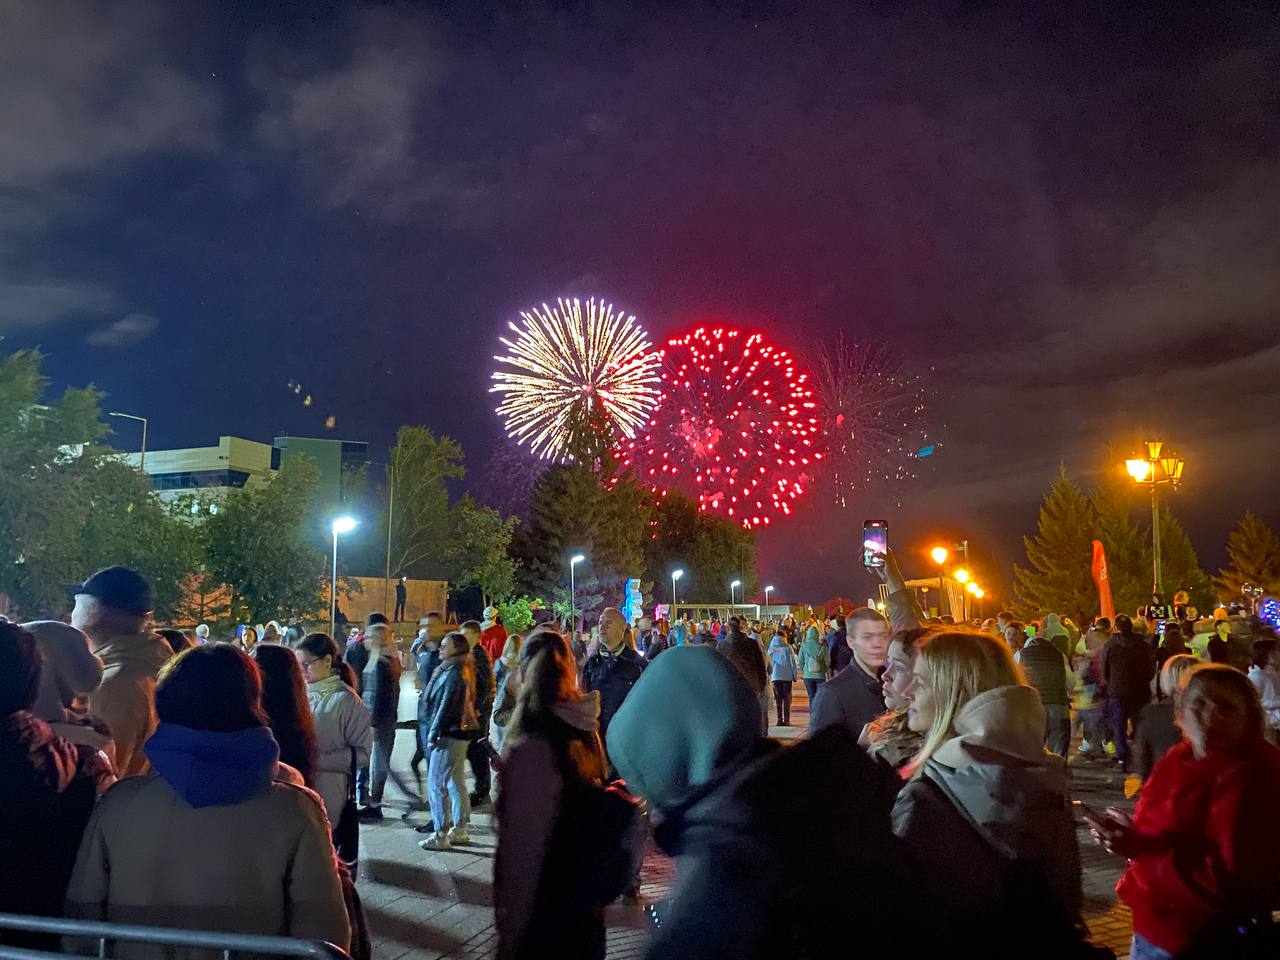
[1155,508,1213,613]
[496,595,542,633]
[204,457,331,624]
[1217,512,1280,602]
[1090,470,1151,617]
[512,464,651,621]
[0,346,196,620]
[1013,467,1098,623]
[444,494,517,606]
[642,491,759,607]
[385,426,465,579]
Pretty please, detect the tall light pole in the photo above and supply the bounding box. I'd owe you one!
[954,568,970,620]
[730,578,741,611]
[930,546,949,617]
[569,554,586,636]
[330,516,358,638]
[109,411,148,472]
[764,584,774,615]
[671,568,684,616]
[1126,440,1185,596]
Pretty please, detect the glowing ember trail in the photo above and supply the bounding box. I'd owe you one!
[616,326,822,528]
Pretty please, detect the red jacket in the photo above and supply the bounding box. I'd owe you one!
[1117,739,1280,954]
[480,624,508,664]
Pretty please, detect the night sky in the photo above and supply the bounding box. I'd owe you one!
[3,2,1277,602]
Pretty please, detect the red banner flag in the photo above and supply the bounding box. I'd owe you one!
[1091,540,1115,623]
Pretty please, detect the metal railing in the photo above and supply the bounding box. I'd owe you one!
[0,914,350,960]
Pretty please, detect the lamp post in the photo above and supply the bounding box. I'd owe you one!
[330,516,358,639]
[730,579,741,612]
[954,568,970,619]
[930,546,949,617]
[109,411,148,472]
[671,568,684,615]
[764,584,774,616]
[1126,440,1185,596]
[569,554,586,636]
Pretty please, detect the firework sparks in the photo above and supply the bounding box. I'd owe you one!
[616,326,822,528]
[492,297,661,461]
[812,334,931,508]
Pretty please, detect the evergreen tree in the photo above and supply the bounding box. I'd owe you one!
[1154,508,1213,613]
[642,491,759,607]
[1216,512,1280,601]
[512,464,651,620]
[1013,466,1098,623]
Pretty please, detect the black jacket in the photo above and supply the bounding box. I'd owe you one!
[647,728,911,960]
[471,644,496,714]
[644,634,670,661]
[808,661,885,741]
[361,655,401,728]
[717,632,767,696]
[422,659,472,743]
[826,628,851,675]
[1102,634,1156,705]
[581,647,646,737]
[1020,639,1069,707]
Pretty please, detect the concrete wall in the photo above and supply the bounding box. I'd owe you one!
[341,576,449,625]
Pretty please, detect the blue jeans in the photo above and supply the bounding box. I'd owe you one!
[357,723,397,805]
[1130,933,1174,960]
[427,737,470,832]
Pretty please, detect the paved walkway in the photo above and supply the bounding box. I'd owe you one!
[356,676,1135,959]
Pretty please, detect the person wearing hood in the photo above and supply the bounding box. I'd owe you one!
[194,624,210,645]
[893,629,1084,954]
[418,632,477,851]
[1103,614,1157,770]
[1015,620,1076,758]
[68,566,173,778]
[1040,613,1072,660]
[64,644,350,951]
[581,608,646,751]
[797,623,829,700]
[295,633,373,836]
[495,630,621,960]
[766,631,798,726]
[480,607,508,663]
[21,620,114,767]
[460,620,497,807]
[356,623,405,820]
[0,621,114,947]
[607,644,911,960]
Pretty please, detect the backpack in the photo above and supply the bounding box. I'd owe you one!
[559,779,646,906]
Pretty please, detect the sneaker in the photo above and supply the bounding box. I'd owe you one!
[357,805,383,821]
[418,832,451,851]
[413,820,437,834]
[448,826,472,845]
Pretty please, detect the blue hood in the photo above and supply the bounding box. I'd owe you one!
[145,723,280,808]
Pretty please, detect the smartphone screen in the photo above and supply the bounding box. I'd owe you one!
[863,520,888,568]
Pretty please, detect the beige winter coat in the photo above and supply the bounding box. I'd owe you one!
[65,775,350,957]
[87,633,173,777]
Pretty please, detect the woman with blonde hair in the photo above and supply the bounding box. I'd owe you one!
[490,633,523,754]
[892,629,1083,950]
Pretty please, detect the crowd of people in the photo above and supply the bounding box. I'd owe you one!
[4,559,1280,960]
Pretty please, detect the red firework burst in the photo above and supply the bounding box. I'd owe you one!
[615,326,823,527]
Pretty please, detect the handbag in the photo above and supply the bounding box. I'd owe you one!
[333,748,360,871]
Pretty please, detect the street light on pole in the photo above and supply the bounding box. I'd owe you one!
[764,584,774,615]
[109,412,148,472]
[569,554,586,637]
[930,547,949,617]
[1126,440,1185,596]
[330,516,358,639]
[671,568,684,615]
[730,579,742,611]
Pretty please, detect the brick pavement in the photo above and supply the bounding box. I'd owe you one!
[358,676,1136,958]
